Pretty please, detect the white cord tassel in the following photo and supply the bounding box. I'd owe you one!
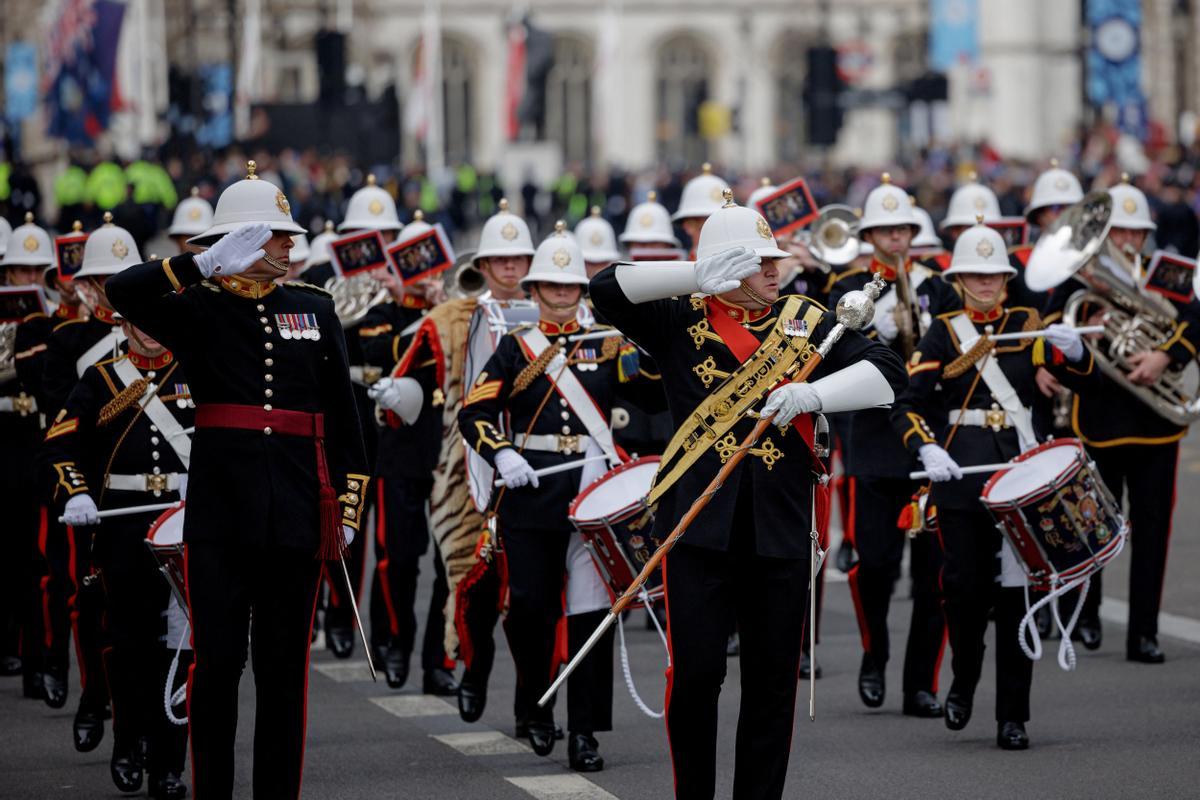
[616,589,669,719]
[164,621,190,726]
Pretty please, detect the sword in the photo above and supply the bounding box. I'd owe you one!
[538,275,886,708]
[337,555,377,682]
[809,477,828,721]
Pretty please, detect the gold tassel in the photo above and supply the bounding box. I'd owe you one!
[513,341,563,394]
[943,336,994,379]
[97,378,149,426]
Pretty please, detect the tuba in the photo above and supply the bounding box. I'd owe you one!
[443,258,486,300]
[1026,192,1200,426]
[326,272,391,328]
[806,204,861,272]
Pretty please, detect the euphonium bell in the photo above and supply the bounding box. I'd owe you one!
[444,257,486,299]
[807,205,861,270]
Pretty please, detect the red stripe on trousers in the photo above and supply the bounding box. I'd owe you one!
[37,507,54,649]
[66,525,87,689]
[375,478,401,636]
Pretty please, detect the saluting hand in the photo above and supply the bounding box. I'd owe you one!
[696,246,761,294]
[63,494,100,526]
[193,222,273,278]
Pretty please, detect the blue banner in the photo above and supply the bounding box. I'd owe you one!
[1086,0,1145,138]
[195,64,233,149]
[5,42,38,123]
[929,0,979,72]
[43,0,127,144]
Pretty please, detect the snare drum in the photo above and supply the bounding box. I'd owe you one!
[569,457,661,607]
[145,503,188,618]
[981,439,1127,591]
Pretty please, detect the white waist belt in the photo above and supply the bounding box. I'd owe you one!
[105,472,183,494]
[514,432,593,455]
[0,394,38,415]
[949,408,1015,431]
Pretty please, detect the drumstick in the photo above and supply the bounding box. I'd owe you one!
[987,325,1104,342]
[567,329,621,343]
[58,501,181,524]
[908,463,1012,481]
[492,454,610,486]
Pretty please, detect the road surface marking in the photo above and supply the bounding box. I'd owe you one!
[431,731,531,756]
[313,661,375,682]
[505,774,620,799]
[369,695,457,718]
[1100,597,1200,645]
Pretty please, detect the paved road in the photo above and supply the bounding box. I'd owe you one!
[4,431,1200,799]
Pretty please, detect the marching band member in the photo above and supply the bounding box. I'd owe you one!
[591,193,905,799]
[828,175,959,718]
[43,223,192,794]
[672,164,731,258]
[358,210,456,694]
[1042,177,1200,662]
[106,162,368,799]
[576,206,621,278]
[892,221,1093,750]
[939,175,1002,249]
[620,192,683,257]
[370,199,538,729]
[458,224,646,769]
[166,187,214,254]
[297,221,338,285]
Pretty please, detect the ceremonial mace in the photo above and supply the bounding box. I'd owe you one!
[538,274,886,711]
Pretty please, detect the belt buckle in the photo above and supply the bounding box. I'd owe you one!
[557,434,580,454]
[145,473,168,494]
[13,393,34,417]
[985,406,1007,432]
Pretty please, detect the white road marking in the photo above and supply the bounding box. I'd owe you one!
[1100,597,1200,645]
[505,774,620,799]
[369,695,457,718]
[431,731,530,756]
[313,661,375,682]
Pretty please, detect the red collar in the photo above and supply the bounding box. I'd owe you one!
[218,276,277,299]
[538,319,581,335]
[870,257,912,282]
[965,305,1005,323]
[401,294,429,310]
[128,350,174,371]
[706,294,771,323]
[92,304,118,325]
[55,303,81,321]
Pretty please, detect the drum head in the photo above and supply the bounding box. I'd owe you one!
[984,440,1082,504]
[570,457,660,524]
[146,502,186,546]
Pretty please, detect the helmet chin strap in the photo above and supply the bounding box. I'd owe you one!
[737,279,773,308]
[124,324,166,358]
[959,280,1005,310]
[533,284,580,312]
[263,254,289,275]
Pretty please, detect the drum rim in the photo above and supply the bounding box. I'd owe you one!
[980,437,1085,509]
[568,455,661,524]
[145,500,187,546]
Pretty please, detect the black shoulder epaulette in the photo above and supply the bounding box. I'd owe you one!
[286,281,332,298]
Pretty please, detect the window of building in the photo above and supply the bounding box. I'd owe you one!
[774,33,809,163]
[544,34,594,165]
[655,34,712,166]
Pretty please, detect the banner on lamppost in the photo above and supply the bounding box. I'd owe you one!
[5,42,39,124]
[929,0,979,71]
[1086,0,1145,138]
[43,0,128,144]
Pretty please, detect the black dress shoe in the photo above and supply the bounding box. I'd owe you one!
[0,655,22,675]
[1034,605,1053,639]
[422,667,458,696]
[799,652,822,680]
[1126,636,1165,664]
[836,540,856,573]
[73,707,104,752]
[568,733,604,772]
[944,690,973,731]
[327,626,355,659]
[22,672,44,699]
[1075,616,1102,650]
[149,771,189,799]
[458,680,487,723]
[527,721,557,757]
[42,671,68,709]
[384,646,410,689]
[857,654,885,708]
[997,721,1029,750]
[903,690,943,718]
[726,633,740,657]
[111,750,145,792]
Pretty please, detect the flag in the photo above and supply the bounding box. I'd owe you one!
[592,0,620,158]
[405,0,444,176]
[43,0,128,144]
[504,18,526,141]
[235,0,263,140]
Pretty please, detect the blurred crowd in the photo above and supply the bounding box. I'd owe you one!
[3,119,1200,258]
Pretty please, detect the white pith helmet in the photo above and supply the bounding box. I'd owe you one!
[473,198,536,266]
[339,174,403,233]
[696,190,789,261]
[0,215,15,258]
[941,219,1017,277]
[306,221,337,268]
[911,205,942,249]
[1025,159,1084,220]
[189,161,306,246]
[575,207,620,263]
[168,187,215,237]
[74,213,143,279]
[398,209,434,241]
[1108,175,1156,232]
[1,213,54,267]
[521,221,589,287]
[858,173,921,234]
[290,233,310,264]
[672,163,731,222]
[747,177,778,210]
[620,191,680,246]
[941,174,1002,229]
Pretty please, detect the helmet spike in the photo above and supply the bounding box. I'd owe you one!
[647,190,657,202]
[880,172,892,185]
[701,162,713,175]
[367,174,377,186]
[72,220,83,232]
[103,211,113,224]
[24,212,33,223]
[246,160,258,180]
[499,198,510,212]
[721,188,735,208]
[590,205,601,217]
[554,220,566,234]
[413,209,425,222]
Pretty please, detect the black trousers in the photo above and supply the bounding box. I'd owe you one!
[152,648,192,777]
[367,476,448,670]
[95,519,169,753]
[938,508,1032,722]
[325,492,370,635]
[501,525,570,725]
[663,542,810,800]
[566,609,614,735]
[846,476,946,694]
[1075,443,1179,643]
[37,513,72,679]
[67,525,110,713]
[185,539,322,800]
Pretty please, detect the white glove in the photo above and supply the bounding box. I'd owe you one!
[368,377,424,424]
[192,222,272,278]
[342,524,356,547]
[918,444,963,482]
[695,246,762,295]
[495,448,540,489]
[178,474,188,501]
[63,494,101,526]
[1043,323,1084,362]
[761,383,822,426]
[873,308,899,343]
